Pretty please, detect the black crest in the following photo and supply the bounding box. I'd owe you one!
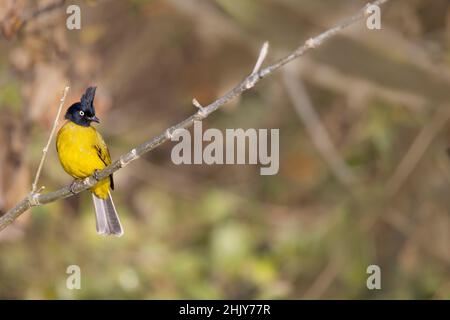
[80,86,97,114]
[65,86,100,127]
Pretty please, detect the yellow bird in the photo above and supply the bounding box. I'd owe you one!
[56,87,123,236]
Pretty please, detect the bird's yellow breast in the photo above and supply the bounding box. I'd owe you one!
[56,121,111,198]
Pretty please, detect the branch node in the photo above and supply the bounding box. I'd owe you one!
[364,3,373,17]
[69,181,78,195]
[129,148,139,161]
[83,177,93,187]
[165,129,174,140]
[244,42,270,89]
[305,38,319,49]
[245,73,259,89]
[193,98,207,119]
[93,170,101,181]
[28,192,41,206]
[119,148,139,167]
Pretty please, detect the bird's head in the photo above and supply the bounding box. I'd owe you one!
[65,86,100,127]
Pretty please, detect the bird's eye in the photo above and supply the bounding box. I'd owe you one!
[79,111,84,116]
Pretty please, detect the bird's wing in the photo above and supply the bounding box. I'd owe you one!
[94,131,112,167]
[94,130,114,190]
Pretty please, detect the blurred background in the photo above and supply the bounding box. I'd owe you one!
[0,0,449,299]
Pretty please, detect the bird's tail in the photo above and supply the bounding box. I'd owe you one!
[92,192,123,236]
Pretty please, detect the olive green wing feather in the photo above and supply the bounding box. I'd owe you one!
[94,131,114,190]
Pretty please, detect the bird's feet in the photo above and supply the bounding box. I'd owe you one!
[69,180,81,194]
[69,179,83,194]
[93,169,101,181]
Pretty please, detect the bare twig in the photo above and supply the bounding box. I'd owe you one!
[283,64,356,187]
[302,259,339,299]
[31,86,69,194]
[0,0,392,232]
[385,106,450,196]
[298,57,427,113]
[251,41,269,75]
[192,98,207,118]
[24,0,66,20]
[1,0,67,39]
[382,209,450,265]
[20,0,66,31]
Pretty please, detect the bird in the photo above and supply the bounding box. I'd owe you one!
[56,86,123,236]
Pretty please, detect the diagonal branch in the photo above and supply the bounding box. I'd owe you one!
[282,65,356,187]
[0,0,392,232]
[385,105,450,196]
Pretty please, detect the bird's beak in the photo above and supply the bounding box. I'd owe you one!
[88,115,100,123]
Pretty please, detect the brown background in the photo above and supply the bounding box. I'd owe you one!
[0,0,449,299]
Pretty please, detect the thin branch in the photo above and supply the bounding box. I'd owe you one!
[1,0,67,39]
[302,259,339,299]
[19,0,67,31]
[298,57,427,113]
[0,0,392,232]
[31,86,69,193]
[282,65,356,187]
[251,41,269,75]
[385,106,450,196]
